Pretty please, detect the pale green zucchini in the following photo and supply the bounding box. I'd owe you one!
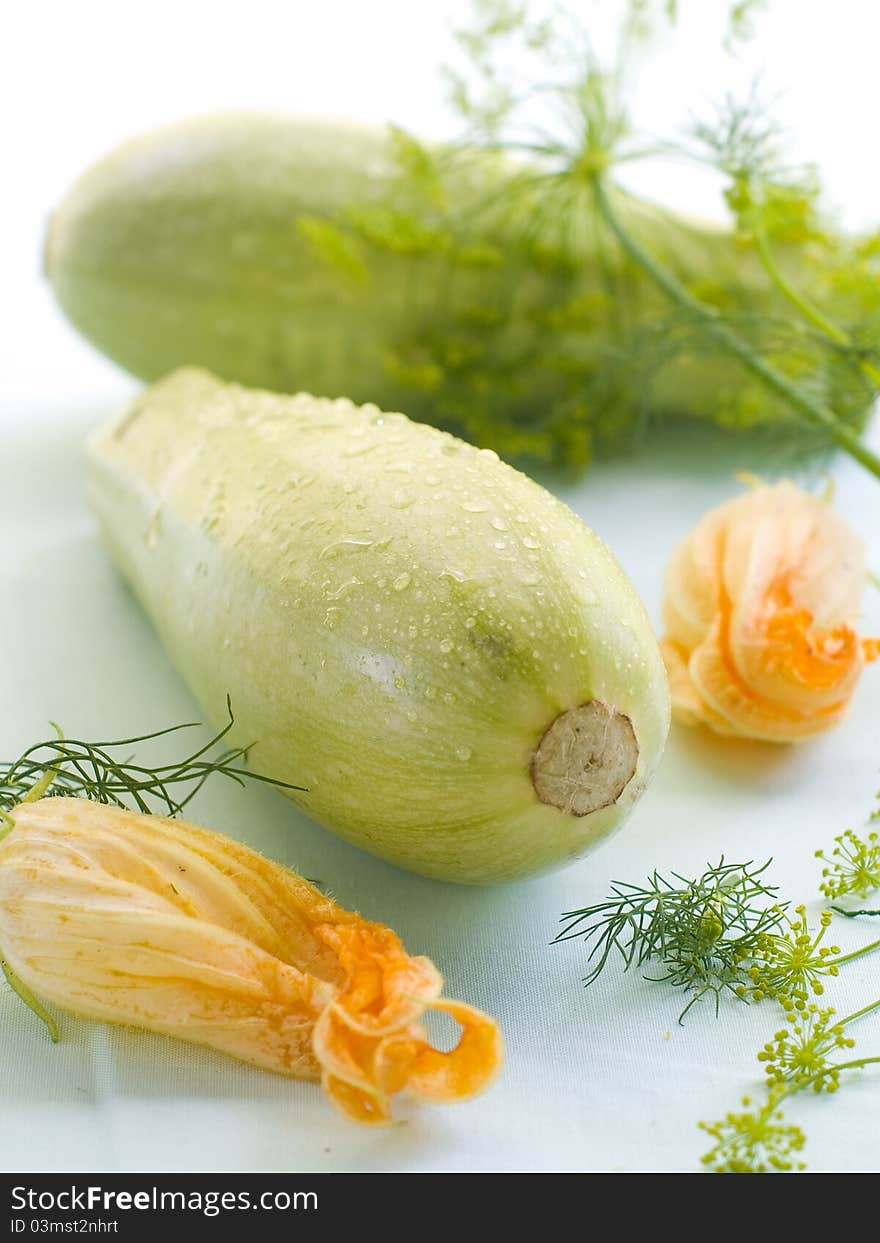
[87,369,670,883]
[50,113,871,468]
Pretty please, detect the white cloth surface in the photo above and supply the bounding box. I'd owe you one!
[3,0,880,1174]
[1,385,879,1173]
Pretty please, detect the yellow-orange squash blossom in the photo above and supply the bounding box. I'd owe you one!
[0,797,503,1124]
[661,481,878,742]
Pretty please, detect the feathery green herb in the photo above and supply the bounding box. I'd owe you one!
[558,862,880,1021]
[0,697,302,834]
[339,0,880,474]
[555,859,787,1020]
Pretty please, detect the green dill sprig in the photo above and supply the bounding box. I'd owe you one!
[418,0,880,478]
[0,697,302,832]
[292,2,880,471]
[555,858,788,1021]
[588,175,880,481]
[690,90,880,398]
[558,862,880,1021]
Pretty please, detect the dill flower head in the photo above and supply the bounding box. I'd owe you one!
[758,1003,854,1093]
[816,828,880,902]
[748,906,841,1004]
[699,1096,806,1173]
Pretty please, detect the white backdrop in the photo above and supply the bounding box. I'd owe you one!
[2,0,880,1173]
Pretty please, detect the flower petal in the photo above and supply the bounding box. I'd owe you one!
[660,481,876,743]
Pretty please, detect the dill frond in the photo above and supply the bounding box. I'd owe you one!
[559,859,880,1021]
[555,858,787,1021]
[0,696,302,828]
[351,0,880,477]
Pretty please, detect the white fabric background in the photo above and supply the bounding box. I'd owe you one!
[2,0,880,1173]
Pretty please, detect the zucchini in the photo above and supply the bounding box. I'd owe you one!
[87,369,669,882]
[49,113,870,467]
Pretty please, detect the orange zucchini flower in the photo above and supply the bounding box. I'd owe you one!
[0,798,503,1124]
[661,480,878,742]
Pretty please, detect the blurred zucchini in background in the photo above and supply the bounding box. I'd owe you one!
[47,113,875,469]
